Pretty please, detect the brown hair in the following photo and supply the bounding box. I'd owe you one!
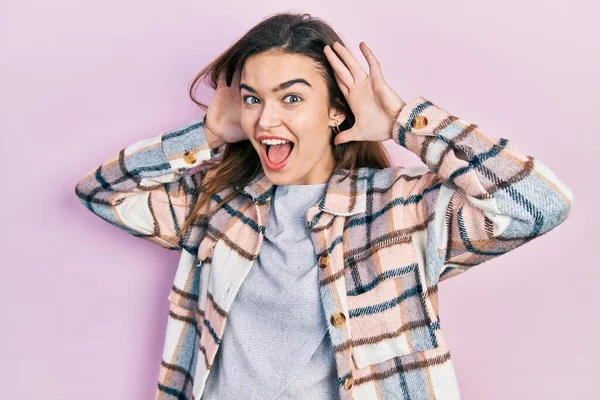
[176,11,391,242]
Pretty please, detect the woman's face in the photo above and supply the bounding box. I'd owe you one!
[240,50,344,186]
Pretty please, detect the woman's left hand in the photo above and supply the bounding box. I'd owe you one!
[324,41,407,145]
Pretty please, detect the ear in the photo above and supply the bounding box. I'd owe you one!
[328,108,346,129]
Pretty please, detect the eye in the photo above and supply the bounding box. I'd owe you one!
[242,95,260,105]
[242,94,302,105]
[283,94,302,104]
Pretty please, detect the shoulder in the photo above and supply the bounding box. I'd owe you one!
[357,165,438,195]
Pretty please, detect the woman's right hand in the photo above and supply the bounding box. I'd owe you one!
[204,68,248,148]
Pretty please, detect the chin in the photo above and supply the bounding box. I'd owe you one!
[262,169,297,185]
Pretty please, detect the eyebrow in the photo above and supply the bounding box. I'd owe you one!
[239,78,313,94]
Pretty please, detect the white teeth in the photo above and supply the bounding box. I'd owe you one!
[260,139,291,145]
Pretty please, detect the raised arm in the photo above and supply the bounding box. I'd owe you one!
[74,114,225,251]
[392,97,574,284]
[323,40,574,285]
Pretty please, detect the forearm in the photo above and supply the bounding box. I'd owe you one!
[74,115,224,250]
[391,96,573,282]
[75,115,221,200]
[392,96,573,220]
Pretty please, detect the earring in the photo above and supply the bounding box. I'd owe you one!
[332,120,340,135]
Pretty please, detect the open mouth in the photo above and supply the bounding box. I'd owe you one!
[260,141,295,171]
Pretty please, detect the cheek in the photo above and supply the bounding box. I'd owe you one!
[240,112,252,132]
[294,126,331,160]
[289,112,328,140]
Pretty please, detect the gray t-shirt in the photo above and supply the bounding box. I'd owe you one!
[201,182,339,399]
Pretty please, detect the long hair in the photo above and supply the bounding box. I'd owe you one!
[176,11,392,242]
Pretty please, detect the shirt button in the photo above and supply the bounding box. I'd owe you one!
[344,376,354,390]
[183,150,197,165]
[330,311,346,327]
[411,115,428,130]
[318,254,330,268]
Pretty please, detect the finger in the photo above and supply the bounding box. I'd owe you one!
[333,128,362,146]
[231,67,242,85]
[324,44,354,88]
[332,69,349,98]
[359,42,383,80]
[217,69,227,87]
[333,41,368,81]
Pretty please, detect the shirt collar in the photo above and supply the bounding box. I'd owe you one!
[235,168,368,216]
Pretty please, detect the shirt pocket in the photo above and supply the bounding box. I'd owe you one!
[345,235,440,369]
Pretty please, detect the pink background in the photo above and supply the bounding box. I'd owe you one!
[1,1,597,398]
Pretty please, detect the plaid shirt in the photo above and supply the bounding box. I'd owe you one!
[75,96,573,400]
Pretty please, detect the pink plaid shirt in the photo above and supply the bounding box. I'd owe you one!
[75,96,573,399]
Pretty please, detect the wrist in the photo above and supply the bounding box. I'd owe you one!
[388,99,407,140]
[205,128,225,149]
[392,98,407,119]
[203,117,226,149]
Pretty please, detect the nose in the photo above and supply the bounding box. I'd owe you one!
[257,102,282,131]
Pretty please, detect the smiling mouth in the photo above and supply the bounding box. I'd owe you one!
[260,141,295,170]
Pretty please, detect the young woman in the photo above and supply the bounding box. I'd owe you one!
[75,12,573,400]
